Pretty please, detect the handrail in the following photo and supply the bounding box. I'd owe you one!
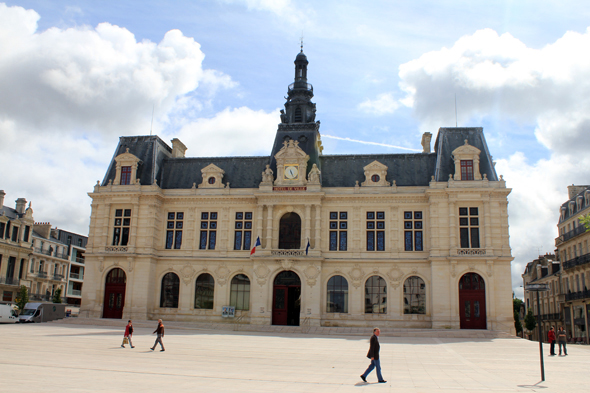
[233,314,246,331]
[301,317,311,334]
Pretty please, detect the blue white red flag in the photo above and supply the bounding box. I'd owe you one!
[250,236,261,255]
[306,239,310,255]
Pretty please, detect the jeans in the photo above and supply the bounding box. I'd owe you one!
[152,334,165,350]
[558,341,567,355]
[361,358,384,381]
[550,340,555,355]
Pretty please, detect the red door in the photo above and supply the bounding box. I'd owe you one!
[103,268,126,319]
[459,273,486,329]
[272,286,288,325]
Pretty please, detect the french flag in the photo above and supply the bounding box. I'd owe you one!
[250,236,261,255]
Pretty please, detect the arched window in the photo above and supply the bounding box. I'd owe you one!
[327,275,348,313]
[195,273,214,309]
[230,274,250,310]
[106,267,126,284]
[365,275,386,314]
[403,276,426,314]
[278,213,301,250]
[160,273,179,308]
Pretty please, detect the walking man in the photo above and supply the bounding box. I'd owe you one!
[557,326,567,356]
[150,319,165,352]
[547,326,556,356]
[360,327,386,383]
[121,320,135,348]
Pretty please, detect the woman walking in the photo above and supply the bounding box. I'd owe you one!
[121,320,135,348]
[150,319,165,352]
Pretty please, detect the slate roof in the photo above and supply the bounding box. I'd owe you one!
[103,127,499,190]
[559,185,590,221]
[0,206,20,220]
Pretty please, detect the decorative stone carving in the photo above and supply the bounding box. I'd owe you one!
[127,257,135,273]
[261,165,274,185]
[307,163,321,184]
[255,262,271,286]
[349,264,365,288]
[180,264,196,285]
[450,260,457,278]
[361,160,390,187]
[199,163,225,189]
[98,257,104,273]
[303,263,321,287]
[113,148,141,185]
[274,140,309,187]
[451,140,482,180]
[215,264,231,286]
[280,259,294,270]
[486,260,493,277]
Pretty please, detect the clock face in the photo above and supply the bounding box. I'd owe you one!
[284,165,299,179]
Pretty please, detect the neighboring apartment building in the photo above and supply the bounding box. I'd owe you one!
[81,50,514,333]
[55,229,87,307]
[555,185,590,343]
[522,254,561,341]
[0,191,34,303]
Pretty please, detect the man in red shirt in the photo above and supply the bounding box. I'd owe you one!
[548,326,556,356]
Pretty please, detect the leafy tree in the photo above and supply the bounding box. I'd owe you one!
[15,285,29,314]
[514,311,523,334]
[524,308,537,333]
[513,297,523,314]
[52,287,62,304]
[579,214,590,231]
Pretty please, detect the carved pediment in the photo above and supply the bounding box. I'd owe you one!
[113,148,142,185]
[361,160,390,187]
[451,140,482,180]
[199,163,225,189]
[274,140,309,187]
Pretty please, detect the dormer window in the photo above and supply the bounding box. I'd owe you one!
[199,164,225,189]
[577,196,583,211]
[121,166,131,185]
[569,201,575,216]
[460,160,474,180]
[361,161,390,187]
[208,177,216,185]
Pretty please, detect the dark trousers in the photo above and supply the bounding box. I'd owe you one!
[558,341,567,355]
[152,334,165,350]
[550,340,555,355]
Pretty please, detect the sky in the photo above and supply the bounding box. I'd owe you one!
[1,0,590,299]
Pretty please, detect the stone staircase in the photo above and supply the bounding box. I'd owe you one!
[50,317,515,339]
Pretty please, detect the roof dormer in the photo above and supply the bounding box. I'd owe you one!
[451,140,482,180]
[113,148,141,185]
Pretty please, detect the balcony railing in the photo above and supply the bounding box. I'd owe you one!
[565,289,590,302]
[52,274,64,281]
[75,257,85,264]
[69,272,83,280]
[105,246,128,252]
[37,271,48,279]
[288,82,313,92]
[556,225,587,246]
[34,247,53,256]
[0,277,20,286]
[457,248,486,256]
[563,253,590,270]
[29,293,51,301]
[541,313,562,321]
[67,288,82,297]
[55,252,69,260]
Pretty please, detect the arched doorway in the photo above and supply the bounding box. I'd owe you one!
[459,272,486,329]
[272,271,301,326]
[278,213,301,249]
[103,268,126,319]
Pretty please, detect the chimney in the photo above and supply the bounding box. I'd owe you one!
[171,138,187,158]
[34,222,52,239]
[50,227,59,239]
[0,190,5,207]
[567,184,589,199]
[15,198,27,214]
[421,132,432,153]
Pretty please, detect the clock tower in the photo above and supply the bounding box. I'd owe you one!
[269,48,322,184]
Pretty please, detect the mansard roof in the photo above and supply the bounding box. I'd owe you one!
[559,185,590,222]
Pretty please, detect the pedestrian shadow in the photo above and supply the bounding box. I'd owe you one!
[517,381,548,389]
[355,381,382,386]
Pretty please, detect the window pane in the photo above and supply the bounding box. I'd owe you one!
[405,231,413,251]
[470,228,480,248]
[174,231,182,249]
[234,231,242,250]
[460,228,470,248]
[339,231,347,251]
[330,231,337,251]
[415,231,423,251]
[209,231,216,250]
[377,231,385,251]
[243,231,251,250]
[200,231,207,249]
[403,276,426,314]
[166,231,174,249]
[367,231,375,251]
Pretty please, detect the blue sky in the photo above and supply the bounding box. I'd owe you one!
[2,0,590,298]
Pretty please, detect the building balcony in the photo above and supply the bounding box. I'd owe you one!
[0,277,20,286]
[556,225,587,246]
[563,252,590,270]
[36,271,48,279]
[541,313,562,321]
[69,272,84,280]
[29,293,51,301]
[74,257,85,264]
[67,288,82,297]
[457,248,486,256]
[55,252,69,260]
[288,82,313,92]
[52,274,65,281]
[105,246,128,252]
[34,247,53,256]
[565,289,590,302]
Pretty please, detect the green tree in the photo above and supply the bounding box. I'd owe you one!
[513,297,523,313]
[15,285,29,314]
[579,214,590,231]
[52,287,62,304]
[524,308,537,333]
[513,298,524,334]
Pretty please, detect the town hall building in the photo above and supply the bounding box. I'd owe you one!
[80,50,514,333]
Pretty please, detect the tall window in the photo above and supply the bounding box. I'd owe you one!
[24,226,30,242]
[403,276,426,314]
[160,273,179,308]
[200,212,217,250]
[329,212,348,251]
[120,166,131,185]
[166,212,184,249]
[327,275,348,313]
[11,226,18,242]
[404,211,423,251]
[365,275,387,314]
[195,273,214,309]
[366,212,385,251]
[112,209,131,246]
[459,207,480,248]
[460,160,474,180]
[230,274,250,310]
[0,222,4,239]
[234,212,253,250]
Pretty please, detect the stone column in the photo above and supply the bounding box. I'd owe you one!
[304,205,311,248]
[265,205,273,249]
[314,204,321,250]
[256,205,264,244]
[484,199,492,252]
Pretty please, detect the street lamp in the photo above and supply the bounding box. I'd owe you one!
[526,283,550,381]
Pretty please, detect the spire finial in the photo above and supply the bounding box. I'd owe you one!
[300,33,304,52]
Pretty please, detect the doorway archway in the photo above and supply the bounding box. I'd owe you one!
[272,270,301,326]
[278,212,301,249]
[103,268,126,319]
[458,272,486,329]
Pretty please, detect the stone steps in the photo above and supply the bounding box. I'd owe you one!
[50,317,515,339]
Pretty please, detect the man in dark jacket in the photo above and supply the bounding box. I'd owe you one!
[150,319,165,352]
[548,326,556,356]
[360,327,386,383]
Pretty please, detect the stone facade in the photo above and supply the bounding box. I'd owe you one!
[80,51,515,333]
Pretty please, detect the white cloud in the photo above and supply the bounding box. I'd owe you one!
[219,0,310,26]
[358,93,399,115]
[397,27,590,297]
